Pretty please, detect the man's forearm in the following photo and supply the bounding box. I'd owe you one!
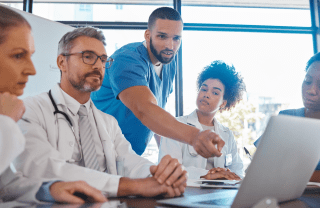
[136,102,199,145]
[117,177,140,197]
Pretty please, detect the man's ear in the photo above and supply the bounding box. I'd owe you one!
[57,55,67,73]
[144,29,151,42]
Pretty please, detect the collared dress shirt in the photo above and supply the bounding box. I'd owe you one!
[60,88,107,172]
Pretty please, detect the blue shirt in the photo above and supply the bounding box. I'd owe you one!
[254,108,320,170]
[91,42,176,155]
[36,181,57,202]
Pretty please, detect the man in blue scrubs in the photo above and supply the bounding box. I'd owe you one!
[92,7,225,157]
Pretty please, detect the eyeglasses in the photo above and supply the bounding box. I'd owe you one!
[62,51,113,68]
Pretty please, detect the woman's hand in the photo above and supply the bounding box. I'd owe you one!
[201,168,241,180]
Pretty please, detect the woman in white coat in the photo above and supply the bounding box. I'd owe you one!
[159,61,246,180]
[0,5,107,204]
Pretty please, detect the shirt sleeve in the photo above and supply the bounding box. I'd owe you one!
[315,161,320,171]
[0,115,25,174]
[35,181,58,202]
[108,52,149,99]
[108,114,153,178]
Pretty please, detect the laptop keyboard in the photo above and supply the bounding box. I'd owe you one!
[197,197,235,206]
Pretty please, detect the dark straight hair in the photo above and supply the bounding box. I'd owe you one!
[148,7,183,30]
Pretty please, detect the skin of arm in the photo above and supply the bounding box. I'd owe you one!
[117,155,187,197]
[118,86,224,158]
[117,177,186,198]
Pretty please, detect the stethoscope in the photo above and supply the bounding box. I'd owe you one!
[48,90,83,163]
[186,122,199,157]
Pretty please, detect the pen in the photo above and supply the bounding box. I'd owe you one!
[21,118,31,123]
[244,147,252,160]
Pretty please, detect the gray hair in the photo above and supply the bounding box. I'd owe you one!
[58,27,106,55]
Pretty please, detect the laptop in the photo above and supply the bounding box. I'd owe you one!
[158,115,320,208]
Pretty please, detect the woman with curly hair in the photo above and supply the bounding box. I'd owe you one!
[158,60,246,180]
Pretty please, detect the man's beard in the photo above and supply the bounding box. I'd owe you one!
[150,38,175,64]
[69,71,103,92]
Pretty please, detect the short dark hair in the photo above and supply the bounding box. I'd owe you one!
[148,7,183,30]
[0,6,31,45]
[197,61,246,111]
[306,52,320,71]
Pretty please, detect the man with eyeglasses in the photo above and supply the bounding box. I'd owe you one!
[92,7,225,159]
[7,27,187,199]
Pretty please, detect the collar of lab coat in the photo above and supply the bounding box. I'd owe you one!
[51,84,92,116]
[50,83,67,107]
[185,110,228,156]
[185,110,228,134]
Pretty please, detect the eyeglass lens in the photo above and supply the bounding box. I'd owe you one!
[82,51,112,68]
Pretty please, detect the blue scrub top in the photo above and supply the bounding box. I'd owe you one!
[91,42,176,155]
[254,108,320,170]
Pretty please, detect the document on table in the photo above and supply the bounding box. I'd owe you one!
[187,179,241,188]
[307,182,320,187]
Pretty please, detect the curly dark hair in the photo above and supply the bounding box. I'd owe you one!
[197,60,246,111]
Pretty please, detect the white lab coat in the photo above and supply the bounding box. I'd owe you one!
[0,115,43,203]
[7,84,153,197]
[0,115,25,175]
[159,110,244,179]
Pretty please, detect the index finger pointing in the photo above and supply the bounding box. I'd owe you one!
[204,139,222,157]
[211,133,225,152]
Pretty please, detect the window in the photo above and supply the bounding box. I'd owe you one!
[182,30,313,167]
[179,1,312,166]
[181,3,310,26]
[32,2,173,22]
[116,4,123,10]
[0,2,23,10]
[79,4,92,12]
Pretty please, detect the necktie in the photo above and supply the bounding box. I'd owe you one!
[78,105,100,171]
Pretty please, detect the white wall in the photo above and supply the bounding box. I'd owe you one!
[4,5,74,98]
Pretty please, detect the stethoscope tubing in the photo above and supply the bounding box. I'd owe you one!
[48,90,83,162]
